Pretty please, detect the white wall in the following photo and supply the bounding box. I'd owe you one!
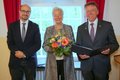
[0,0,10,80]
[0,0,7,37]
[104,0,120,35]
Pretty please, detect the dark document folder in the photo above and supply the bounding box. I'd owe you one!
[71,44,109,58]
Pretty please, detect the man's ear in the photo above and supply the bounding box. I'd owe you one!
[97,10,99,15]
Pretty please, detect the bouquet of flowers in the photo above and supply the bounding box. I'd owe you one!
[47,32,73,57]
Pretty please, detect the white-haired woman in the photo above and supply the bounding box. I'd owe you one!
[43,7,76,80]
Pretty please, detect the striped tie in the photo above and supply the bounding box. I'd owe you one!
[21,23,26,42]
[90,23,94,41]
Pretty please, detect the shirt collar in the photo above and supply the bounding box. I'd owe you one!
[88,18,98,25]
[20,19,29,24]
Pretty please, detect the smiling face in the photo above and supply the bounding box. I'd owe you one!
[53,8,63,25]
[20,4,31,22]
[85,4,99,22]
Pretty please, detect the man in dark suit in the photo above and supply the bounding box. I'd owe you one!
[7,4,41,80]
[76,2,119,80]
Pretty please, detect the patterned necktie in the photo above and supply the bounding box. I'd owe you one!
[21,23,26,42]
[90,23,94,41]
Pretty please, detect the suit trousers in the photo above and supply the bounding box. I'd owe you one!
[9,59,36,80]
[82,69,109,80]
[81,59,109,80]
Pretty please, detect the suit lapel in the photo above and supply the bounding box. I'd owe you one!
[93,20,102,44]
[16,21,23,43]
[84,22,93,46]
[24,21,31,43]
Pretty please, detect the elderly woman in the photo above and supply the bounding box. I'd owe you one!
[43,7,76,80]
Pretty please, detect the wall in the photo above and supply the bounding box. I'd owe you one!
[104,0,120,35]
[0,0,10,80]
[0,38,11,80]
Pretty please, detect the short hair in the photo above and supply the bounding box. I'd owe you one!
[85,2,98,10]
[20,4,31,11]
[52,7,63,16]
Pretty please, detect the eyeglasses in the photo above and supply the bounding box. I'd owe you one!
[21,10,31,14]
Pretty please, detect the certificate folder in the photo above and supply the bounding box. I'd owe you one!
[71,44,109,57]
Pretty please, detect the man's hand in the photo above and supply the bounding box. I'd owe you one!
[15,51,26,59]
[101,48,110,55]
[79,54,90,60]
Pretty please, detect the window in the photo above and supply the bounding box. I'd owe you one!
[22,0,86,68]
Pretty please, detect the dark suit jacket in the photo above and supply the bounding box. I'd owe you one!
[76,20,119,72]
[7,20,41,68]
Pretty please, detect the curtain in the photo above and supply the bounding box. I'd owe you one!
[3,0,21,27]
[86,0,105,20]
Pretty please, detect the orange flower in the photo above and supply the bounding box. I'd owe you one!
[62,38,69,46]
[52,42,59,48]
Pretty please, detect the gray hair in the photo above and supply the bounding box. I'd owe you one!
[52,7,63,16]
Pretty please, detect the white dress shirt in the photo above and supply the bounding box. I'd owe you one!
[88,18,98,36]
[20,20,29,37]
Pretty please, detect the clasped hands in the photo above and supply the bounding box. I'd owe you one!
[15,51,26,59]
[79,48,110,60]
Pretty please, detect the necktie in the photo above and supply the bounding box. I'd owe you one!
[90,23,94,41]
[21,23,26,42]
